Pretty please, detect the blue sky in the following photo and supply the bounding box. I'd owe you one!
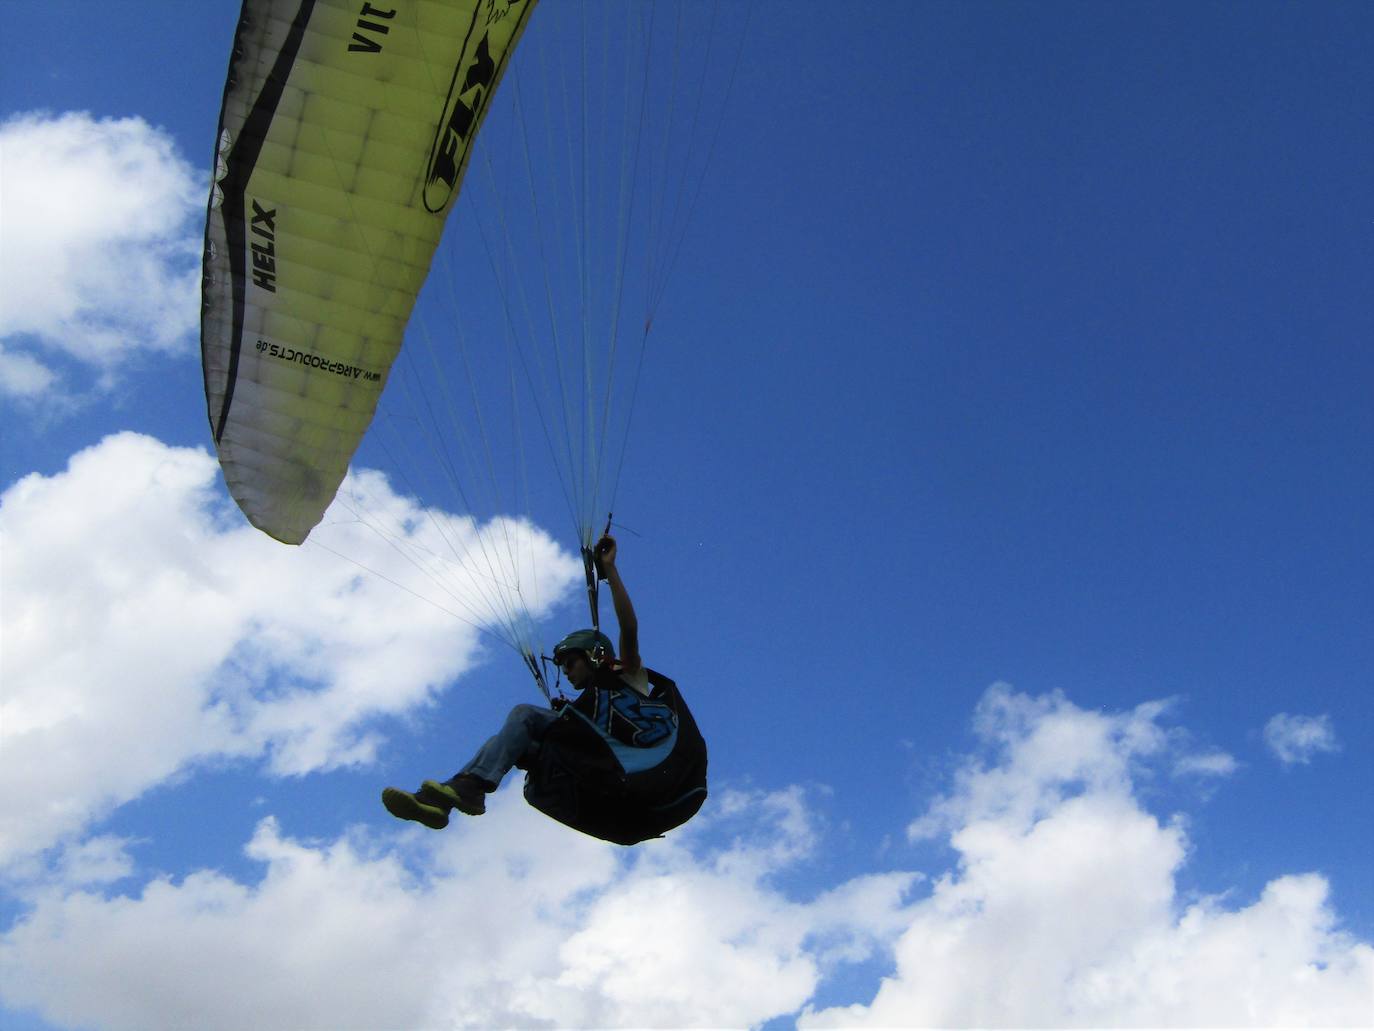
[2,2,1372,1028]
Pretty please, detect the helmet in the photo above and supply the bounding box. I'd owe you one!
[552,629,615,667]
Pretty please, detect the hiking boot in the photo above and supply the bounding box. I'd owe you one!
[381,786,449,829]
[417,776,487,816]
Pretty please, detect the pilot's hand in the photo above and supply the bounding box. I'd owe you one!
[594,534,617,575]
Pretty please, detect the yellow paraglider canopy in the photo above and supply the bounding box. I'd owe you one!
[202,0,536,545]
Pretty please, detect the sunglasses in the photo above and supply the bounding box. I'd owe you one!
[548,652,586,670]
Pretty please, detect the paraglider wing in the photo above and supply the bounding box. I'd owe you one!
[201,0,536,544]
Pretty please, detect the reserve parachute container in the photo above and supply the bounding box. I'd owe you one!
[202,0,536,545]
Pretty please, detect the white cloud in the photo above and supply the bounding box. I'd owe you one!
[1174,749,1239,777]
[1264,712,1340,766]
[4,684,1370,1030]
[0,111,201,400]
[0,788,916,1031]
[906,687,1172,842]
[0,342,57,398]
[4,483,1372,1031]
[801,687,1374,1028]
[49,837,138,890]
[0,432,581,871]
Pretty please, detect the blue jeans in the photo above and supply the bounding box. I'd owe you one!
[457,703,559,788]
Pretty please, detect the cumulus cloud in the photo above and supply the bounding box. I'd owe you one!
[0,432,581,871]
[0,788,917,1031]
[801,686,1374,1028]
[906,688,1173,842]
[48,837,138,890]
[0,111,201,400]
[1264,713,1340,766]
[0,443,1367,1029]
[3,675,1371,1029]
